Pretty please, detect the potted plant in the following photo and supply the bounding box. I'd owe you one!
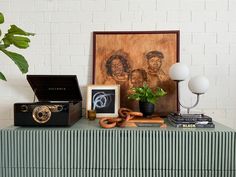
[0,12,34,81]
[128,83,167,116]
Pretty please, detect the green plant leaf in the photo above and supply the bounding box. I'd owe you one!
[8,25,35,36]
[0,12,4,24]
[128,83,167,104]
[147,97,156,104]
[2,25,35,48]
[1,49,29,73]
[0,12,3,36]
[13,36,30,49]
[128,93,141,101]
[0,13,34,82]
[8,35,30,48]
[155,88,167,97]
[3,34,31,49]
[2,37,11,48]
[0,72,7,81]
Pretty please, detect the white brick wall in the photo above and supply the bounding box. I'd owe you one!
[0,0,235,130]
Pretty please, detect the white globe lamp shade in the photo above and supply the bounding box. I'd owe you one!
[188,76,209,94]
[169,63,189,81]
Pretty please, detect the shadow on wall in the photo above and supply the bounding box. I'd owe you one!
[5,77,34,101]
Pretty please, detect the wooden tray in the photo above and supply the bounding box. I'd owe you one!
[125,117,167,127]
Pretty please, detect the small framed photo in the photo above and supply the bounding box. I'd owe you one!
[87,85,120,118]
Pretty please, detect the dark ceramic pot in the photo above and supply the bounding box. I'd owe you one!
[139,101,155,117]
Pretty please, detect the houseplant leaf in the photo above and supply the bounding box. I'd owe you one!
[0,12,4,24]
[3,34,30,48]
[2,37,11,48]
[155,88,167,97]
[147,94,157,104]
[0,12,34,81]
[128,83,167,104]
[7,25,35,36]
[1,49,29,73]
[2,25,34,48]
[12,37,30,48]
[0,72,7,81]
[0,12,3,37]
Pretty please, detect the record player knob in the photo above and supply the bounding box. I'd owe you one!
[38,112,43,117]
[32,106,51,124]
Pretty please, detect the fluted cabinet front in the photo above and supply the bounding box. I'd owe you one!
[0,125,236,177]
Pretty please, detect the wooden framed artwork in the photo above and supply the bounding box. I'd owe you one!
[93,31,179,116]
[86,85,120,117]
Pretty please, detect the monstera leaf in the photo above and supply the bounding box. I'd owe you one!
[0,12,34,81]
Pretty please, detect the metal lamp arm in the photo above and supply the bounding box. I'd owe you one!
[179,94,200,114]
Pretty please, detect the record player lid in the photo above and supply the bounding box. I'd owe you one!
[27,75,82,102]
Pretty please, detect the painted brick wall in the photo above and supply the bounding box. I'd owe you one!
[0,0,235,129]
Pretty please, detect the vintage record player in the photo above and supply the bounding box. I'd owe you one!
[14,75,83,126]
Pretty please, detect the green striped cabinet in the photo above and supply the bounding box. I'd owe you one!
[0,119,235,177]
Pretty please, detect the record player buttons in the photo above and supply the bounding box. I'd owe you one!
[20,105,28,112]
[57,105,63,111]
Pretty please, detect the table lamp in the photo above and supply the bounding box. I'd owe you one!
[169,63,209,114]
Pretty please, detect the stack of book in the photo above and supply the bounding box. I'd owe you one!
[167,112,215,128]
[125,116,167,128]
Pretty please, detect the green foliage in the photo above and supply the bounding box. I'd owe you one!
[0,12,4,24]
[0,72,6,81]
[0,12,4,37]
[0,12,34,81]
[128,83,167,104]
[1,49,29,73]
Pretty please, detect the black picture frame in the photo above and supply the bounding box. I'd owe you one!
[86,85,120,117]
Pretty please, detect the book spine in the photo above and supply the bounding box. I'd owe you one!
[168,118,215,128]
[170,119,212,124]
[174,123,215,128]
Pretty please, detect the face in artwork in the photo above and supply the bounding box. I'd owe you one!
[148,56,162,72]
[111,57,124,76]
[145,50,164,73]
[130,69,147,88]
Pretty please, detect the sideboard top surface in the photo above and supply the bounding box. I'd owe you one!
[1,118,235,132]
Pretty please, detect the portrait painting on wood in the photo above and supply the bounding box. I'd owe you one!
[93,31,179,116]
